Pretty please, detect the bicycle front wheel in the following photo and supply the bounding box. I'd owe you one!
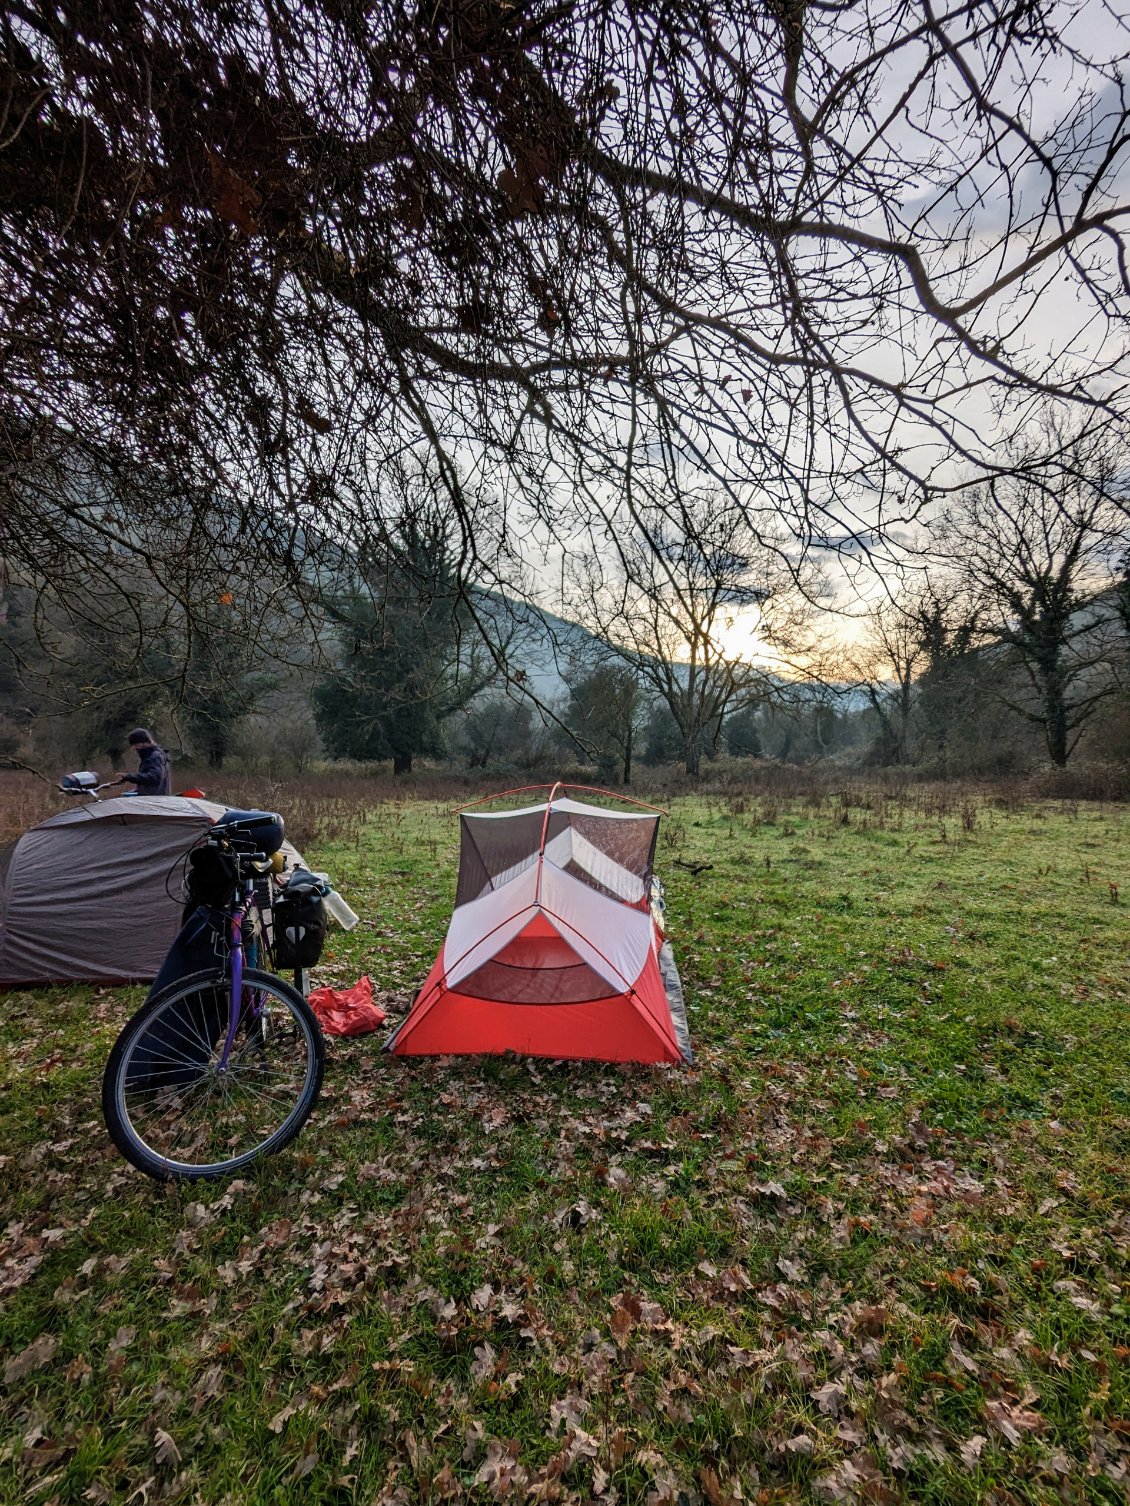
[102,967,325,1181]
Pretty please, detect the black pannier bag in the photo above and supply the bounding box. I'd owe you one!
[273,884,327,969]
[125,908,228,1091]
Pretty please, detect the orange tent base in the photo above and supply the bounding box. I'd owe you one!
[391,949,683,1064]
[386,787,691,1065]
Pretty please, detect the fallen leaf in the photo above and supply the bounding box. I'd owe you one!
[192,1364,224,1412]
[292,1446,318,1480]
[562,1427,599,1468]
[958,1434,987,1469]
[4,1334,58,1384]
[153,1429,180,1466]
[549,1391,589,1432]
[463,1421,486,1463]
[269,1399,304,1434]
[610,1307,634,1347]
[432,1462,462,1498]
[856,1305,889,1336]
[812,1380,847,1417]
[985,1399,1044,1446]
[474,1437,526,1497]
[699,1464,740,1505]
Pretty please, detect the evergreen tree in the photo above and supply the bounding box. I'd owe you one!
[723,704,763,758]
[314,510,496,774]
[181,605,276,769]
[563,664,646,785]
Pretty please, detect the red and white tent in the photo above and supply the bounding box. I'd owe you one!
[388,786,691,1063]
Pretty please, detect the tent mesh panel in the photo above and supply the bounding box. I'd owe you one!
[453,819,495,907]
[455,807,658,907]
[565,813,656,881]
[458,957,616,1005]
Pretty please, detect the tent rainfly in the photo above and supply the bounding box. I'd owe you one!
[388,786,692,1063]
[0,795,305,985]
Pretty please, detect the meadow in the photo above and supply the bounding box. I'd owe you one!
[1,778,1127,1505]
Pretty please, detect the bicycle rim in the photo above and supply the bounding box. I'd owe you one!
[104,969,323,1179]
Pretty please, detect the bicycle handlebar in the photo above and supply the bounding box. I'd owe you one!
[60,777,127,798]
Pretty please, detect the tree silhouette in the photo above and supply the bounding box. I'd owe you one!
[934,423,1128,767]
[5,0,1130,645]
[314,506,498,774]
[575,481,820,775]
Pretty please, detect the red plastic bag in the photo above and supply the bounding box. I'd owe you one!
[307,976,386,1037]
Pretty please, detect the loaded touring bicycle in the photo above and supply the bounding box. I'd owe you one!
[101,808,338,1180]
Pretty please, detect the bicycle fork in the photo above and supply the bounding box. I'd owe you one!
[217,885,256,1073]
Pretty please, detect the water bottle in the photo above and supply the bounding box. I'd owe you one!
[312,876,360,931]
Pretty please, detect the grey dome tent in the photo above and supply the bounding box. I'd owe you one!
[0,795,305,986]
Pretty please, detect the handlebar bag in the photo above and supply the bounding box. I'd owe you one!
[185,845,240,911]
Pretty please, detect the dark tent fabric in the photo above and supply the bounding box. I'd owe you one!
[0,796,304,986]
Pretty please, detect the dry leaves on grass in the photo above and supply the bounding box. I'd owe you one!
[549,1391,589,1432]
[107,1325,136,1355]
[958,1434,987,1469]
[812,1379,849,1417]
[473,1438,526,1498]
[3,1333,57,1384]
[984,1397,1046,1445]
[292,1443,319,1480]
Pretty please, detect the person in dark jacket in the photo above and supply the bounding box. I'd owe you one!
[119,728,172,797]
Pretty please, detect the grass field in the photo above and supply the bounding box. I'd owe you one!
[1,784,1128,1505]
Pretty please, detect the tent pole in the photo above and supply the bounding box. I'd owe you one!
[534,783,563,905]
[453,783,669,816]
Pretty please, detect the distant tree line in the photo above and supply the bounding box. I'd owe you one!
[846,424,1129,774]
[2,434,1128,783]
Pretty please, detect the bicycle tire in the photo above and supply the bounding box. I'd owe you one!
[102,967,325,1181]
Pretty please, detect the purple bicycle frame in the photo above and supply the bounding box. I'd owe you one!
[217,879,257,1072]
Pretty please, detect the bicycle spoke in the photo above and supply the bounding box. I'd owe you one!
[215,1072,307,1115]
[115,974,320,1173]
[152,997,225,1058]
